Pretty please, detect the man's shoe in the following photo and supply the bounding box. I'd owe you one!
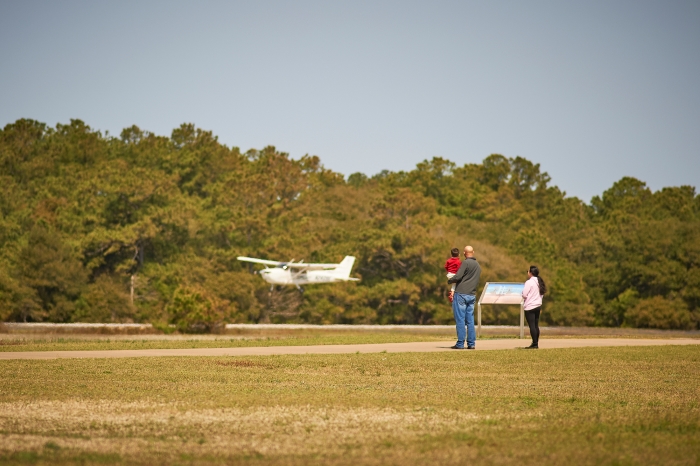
[450,345,465,350]
[523,345,538,349]
[466,346,475,350]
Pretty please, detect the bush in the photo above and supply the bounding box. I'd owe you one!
[73,275,135,322]
[542,302,595,326]
[166,286,229,333]
[624,296,695,330]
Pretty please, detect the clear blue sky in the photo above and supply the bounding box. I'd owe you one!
[1,0,698,202]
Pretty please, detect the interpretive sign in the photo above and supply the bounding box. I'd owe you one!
[477,282,526,339]
[479,283,525,305]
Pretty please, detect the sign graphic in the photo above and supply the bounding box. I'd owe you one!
[479,283,524,305]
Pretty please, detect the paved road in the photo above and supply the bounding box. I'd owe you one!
[1,338,698,360]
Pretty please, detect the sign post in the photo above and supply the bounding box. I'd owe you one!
[477,282,525,339]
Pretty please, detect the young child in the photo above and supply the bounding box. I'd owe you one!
[444,247,461,303]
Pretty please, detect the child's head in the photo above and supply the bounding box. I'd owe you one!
[450,247,460,257]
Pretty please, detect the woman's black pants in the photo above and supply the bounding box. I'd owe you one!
[525,307,541,346]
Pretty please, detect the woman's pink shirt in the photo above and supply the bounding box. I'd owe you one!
[522,276,542,310]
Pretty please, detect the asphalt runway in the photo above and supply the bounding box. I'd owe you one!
[1,338,698,360]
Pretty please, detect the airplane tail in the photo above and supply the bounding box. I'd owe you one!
[333,256,358,280]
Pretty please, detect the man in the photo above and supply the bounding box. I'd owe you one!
[447,245,481,349]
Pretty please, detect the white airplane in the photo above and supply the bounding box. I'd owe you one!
[237,255,359,291]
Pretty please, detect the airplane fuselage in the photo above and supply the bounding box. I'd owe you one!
[258,268,351,285]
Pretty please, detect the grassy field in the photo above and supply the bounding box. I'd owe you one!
[0,332,461,352]
[0,345,699,465]
[2,327,697,353]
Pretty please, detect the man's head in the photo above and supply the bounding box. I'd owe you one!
[464,245,474,258]
[450,247,460,258]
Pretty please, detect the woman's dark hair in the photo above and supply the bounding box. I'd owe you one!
[529,265,546,295]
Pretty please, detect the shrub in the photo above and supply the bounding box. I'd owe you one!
[624,296,695,330]
[166,286,228,333]
[541,302,595,326]
[73,275,134,323]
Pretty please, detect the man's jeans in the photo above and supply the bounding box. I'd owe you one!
[452,293,476,348]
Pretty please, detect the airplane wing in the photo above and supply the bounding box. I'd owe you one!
[237,256,338,270]
[237,256,285,267]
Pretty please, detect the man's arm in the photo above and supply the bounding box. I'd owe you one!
[448,261,468,284]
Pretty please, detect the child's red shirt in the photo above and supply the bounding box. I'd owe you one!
[444,257,461,274]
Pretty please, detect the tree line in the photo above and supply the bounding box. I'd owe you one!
[1,119,698,331]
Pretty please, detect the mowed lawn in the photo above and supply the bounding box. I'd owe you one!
[1,346,699,465]
[0,332,456,352]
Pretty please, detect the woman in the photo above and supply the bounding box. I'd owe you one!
[522,265,546,349]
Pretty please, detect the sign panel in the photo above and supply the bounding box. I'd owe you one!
[479,282,524,305]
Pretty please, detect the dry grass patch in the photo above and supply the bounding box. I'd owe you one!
[0,346,699,465]
[212,359,270,368]
[0,332,453,353]
[0,400,484,459]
